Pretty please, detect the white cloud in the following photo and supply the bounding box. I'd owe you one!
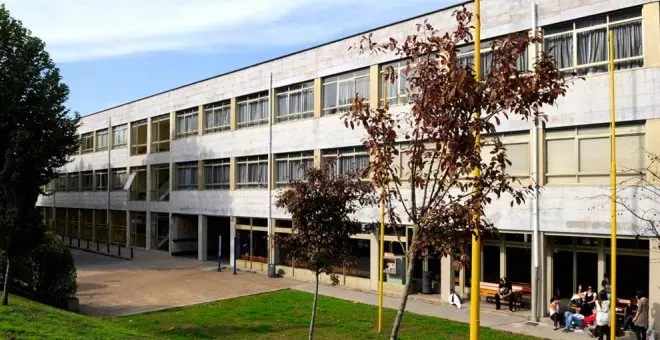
[1,0,449,62]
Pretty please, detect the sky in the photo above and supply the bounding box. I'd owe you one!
[2,0,456,116]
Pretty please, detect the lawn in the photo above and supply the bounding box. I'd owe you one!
[0,290,540,340]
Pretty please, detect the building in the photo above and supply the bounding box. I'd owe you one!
[37,0,660,327]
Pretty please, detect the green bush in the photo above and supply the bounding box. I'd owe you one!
[3,232,77,305]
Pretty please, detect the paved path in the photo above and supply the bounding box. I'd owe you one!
[73,249,296,317]
[293,283,636,340]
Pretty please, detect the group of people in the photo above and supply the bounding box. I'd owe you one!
[547,279,649,340]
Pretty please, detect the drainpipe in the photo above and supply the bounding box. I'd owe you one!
[530,1,541,322]
[267,72,276,277]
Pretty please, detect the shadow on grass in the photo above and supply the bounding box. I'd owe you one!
[155,323,319,339]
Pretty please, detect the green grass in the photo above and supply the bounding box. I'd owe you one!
[0,290,539,340]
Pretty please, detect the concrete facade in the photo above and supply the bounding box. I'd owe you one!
[37,0,660,330]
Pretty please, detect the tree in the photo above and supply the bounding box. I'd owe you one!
[609,152,660,242]
[0,5,80,305]
[275,167,375,340]
[345,7,573,339]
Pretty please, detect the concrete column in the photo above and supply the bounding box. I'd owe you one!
[91,210,96,241]
[313,78,322,118]
[146,164,152,202]
[572,251,577,293]
[368,64,379,108]
[459,266,466,296]
[370,233,379,290]
[545,235,554,310]
[125,210,131,247]
[440,255,455,302]
[198,105,204,136]
[168,213,174,255]
[229,157,237,190]
[78,209,82,240]
[198,215,208,261]
[643,2,660,68]
[64,208,69,236]
[230,216,237,269]
[597,239,605,287]
[230,98,237,130]
[146,117,152,155]
[649,239,660,330]
[499,238,506,279]
[144,212,152,250]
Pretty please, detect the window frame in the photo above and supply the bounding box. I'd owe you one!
[237,93,269,128]
[81,133,94,153]
[322,146,370,178]
[112,125,128,148]
[56,174,67,192]
[67,172,79,191]
[456,35,529,78]
[275,81,315,123]
[203,159,231,189]
[152,113,171,152]
[80,171,94,191]
[111,168,127,190]
[175,162,198,190]
[322,69,370,115]
[236,155,269,189]
[545,123,645,184]
[542,8,643,75]
[96,129,109,151]
[203,101,231,133]
[95,170,108,191]
[130,119,148,156]
[275,151,314,187]
[175,108,199,138]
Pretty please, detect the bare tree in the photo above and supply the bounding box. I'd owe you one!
[345,7,573,339]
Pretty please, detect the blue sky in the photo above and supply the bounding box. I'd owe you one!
[3,0,456,116]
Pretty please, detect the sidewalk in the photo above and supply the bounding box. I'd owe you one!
[292,283,635,340]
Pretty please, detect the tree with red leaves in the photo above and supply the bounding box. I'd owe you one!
[275,167,375,340]
[345,6,573,339]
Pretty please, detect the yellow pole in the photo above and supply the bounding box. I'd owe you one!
[608,29,617,340]
[470,1,482,339]
[378,76,388,333]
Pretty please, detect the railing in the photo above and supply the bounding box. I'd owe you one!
[56,234,134,260]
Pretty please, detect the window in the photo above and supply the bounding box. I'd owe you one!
[81,133,94,153]
[81,171,94,191]
[111,168,127,190]
[545,123,645,184]
[67,172,79,191]
[113,125,127,148]
[95,170,108,191]
[130,119,148,155]
[151,114,171,152]
[204,159,230,189]
[204,101,231,133]
[96,129,108,151]
[543,7,643,74]
[322,147,370,178]
[56,174,67,191]
[481,133,530,179]
[275,82,314,122]
[237,92,269,128]
[323,69,370,115]
[457,36,529,78]
[236,155,268,188]
[275,151,314,187]
[176,108,198,137]
[176,162,198,190]
[380,60,412,106]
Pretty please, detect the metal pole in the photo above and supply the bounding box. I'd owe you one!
[469,0,482,339]
[217,235,222,272]
[267,72,274,275]
[106,117,112,253]
[378,77,388,333]
[530,0,540,322]
[233,236,238,275]
[608,29,618,340]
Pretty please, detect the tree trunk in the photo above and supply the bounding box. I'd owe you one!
[389,251,416,340]
[309,273,320,340]
[2,257,9,306]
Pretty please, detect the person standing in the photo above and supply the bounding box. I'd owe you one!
[595,290,610,340]
[632,290,648,340]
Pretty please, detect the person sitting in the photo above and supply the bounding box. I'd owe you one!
[448,288,462,309]
[549,289,562,330]
[495,277,515,311]
[563,307,586,333]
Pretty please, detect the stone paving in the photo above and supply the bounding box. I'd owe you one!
[73,248,296,317]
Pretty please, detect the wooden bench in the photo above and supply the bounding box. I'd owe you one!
[480,281,528,309]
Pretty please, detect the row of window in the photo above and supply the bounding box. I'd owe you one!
[77,7,644,153]
[57,122,648,193]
